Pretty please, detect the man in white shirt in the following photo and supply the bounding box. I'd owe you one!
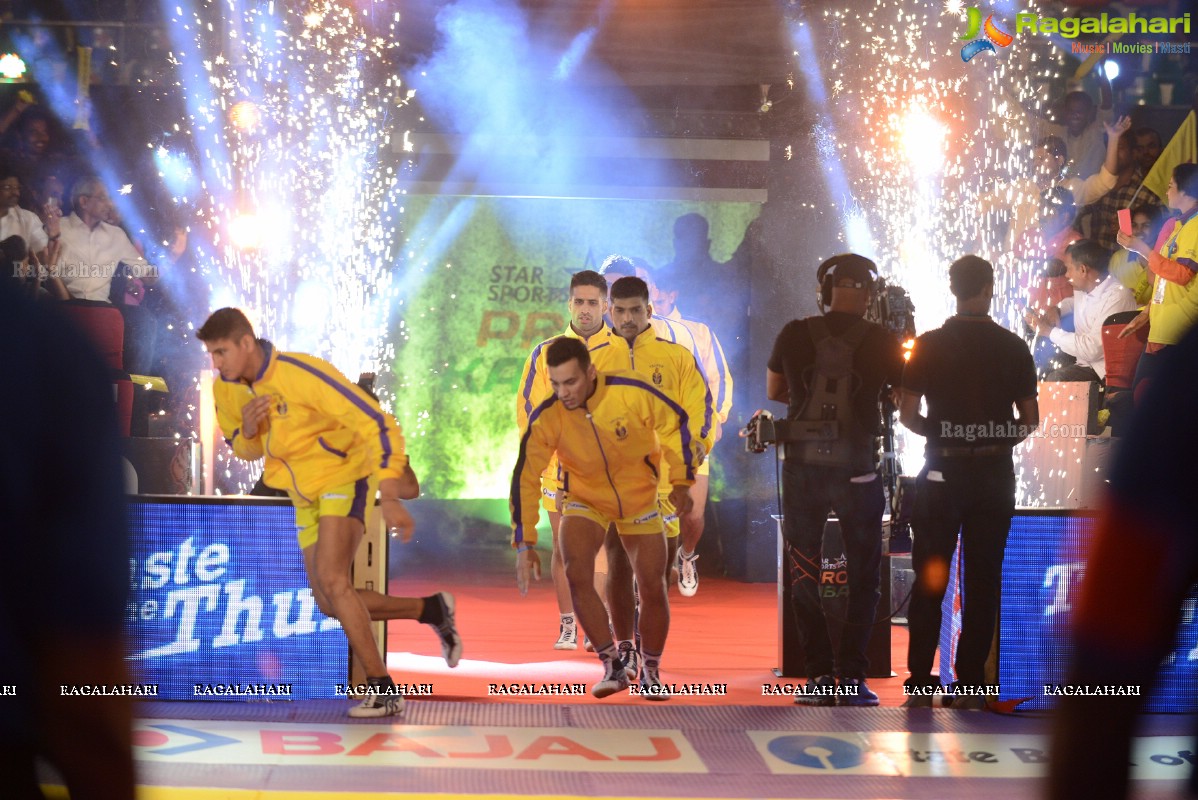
[56,176,159,373]
[55,177,155,302]
[1025,239,1138,383]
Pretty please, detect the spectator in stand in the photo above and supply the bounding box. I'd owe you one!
[0,106,72,211]
[1107,205,1161,306]
[1074,125,1163,252]
[56,176,159,374]
[1130,127,1163,176]
[4,234,68,301]
[1116,163,1198,399]
[0,169,54,264]
[1026,240,1137,384]
[985,117,1127,266]
[1036,79,1114,180]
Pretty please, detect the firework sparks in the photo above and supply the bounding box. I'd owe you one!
[155,0,414,492]
[800,0,1067,503]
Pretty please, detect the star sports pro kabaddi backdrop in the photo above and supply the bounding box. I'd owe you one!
[387,195,758,504]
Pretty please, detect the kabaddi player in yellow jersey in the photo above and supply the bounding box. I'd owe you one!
[511,337,705,698]
[627,257,733,597]
[198,308,462,719]
[515,270,613,650]
[593,260,714,680]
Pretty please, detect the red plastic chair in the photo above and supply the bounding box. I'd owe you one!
[60,303,125,371]
[1102,310,1147,392]
[60,303,132,436]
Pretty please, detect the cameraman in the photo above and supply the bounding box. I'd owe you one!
[765,254,904,705]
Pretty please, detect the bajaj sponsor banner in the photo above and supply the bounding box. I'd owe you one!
[134,720,705,772]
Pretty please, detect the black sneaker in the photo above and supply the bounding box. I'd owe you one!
[836,677,880,706]
[430,591,462,668]
[793,674,836,706]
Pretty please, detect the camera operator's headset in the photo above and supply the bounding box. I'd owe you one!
[816,253,879,312]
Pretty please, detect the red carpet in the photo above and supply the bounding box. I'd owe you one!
[382,565,913,706]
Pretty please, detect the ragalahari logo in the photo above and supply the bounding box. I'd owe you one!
[960,8,1014,62]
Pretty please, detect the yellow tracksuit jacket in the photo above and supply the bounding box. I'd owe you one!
[516,324,614,497]
[511,371,705,547]
[590,325,714,489]
[655,307,734,436]
[213,341,407,505]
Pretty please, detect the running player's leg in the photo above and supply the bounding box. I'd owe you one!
[561,511,629,697]
[678,470,709,596]
[619,523,670,699]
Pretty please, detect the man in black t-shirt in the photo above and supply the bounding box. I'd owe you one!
[766,254,905,706]
[898,255,1039,706]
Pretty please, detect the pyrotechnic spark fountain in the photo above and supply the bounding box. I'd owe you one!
[155,0,414,492]
[790,0,1074,502]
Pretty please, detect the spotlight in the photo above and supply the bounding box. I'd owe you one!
[0,53,27,81]
[1102,59,1120,82]
[228,101,262,132]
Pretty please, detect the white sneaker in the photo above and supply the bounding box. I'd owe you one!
[554,621,578,650]
[591,656,631,698]
[638,661,671,701]
[679,551,699,597]
[348,686,405,718]
[618,641,639,680]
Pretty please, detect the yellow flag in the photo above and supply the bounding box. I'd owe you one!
[1141,110,1196,201]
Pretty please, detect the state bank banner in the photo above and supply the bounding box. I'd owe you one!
[389,195,758,499]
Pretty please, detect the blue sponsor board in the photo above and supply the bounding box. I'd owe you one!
[126,497,348,700]
[938,511,1198,712]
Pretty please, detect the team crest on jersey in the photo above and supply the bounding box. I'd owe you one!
[612,417,628,440]
[275,398,289,417]
[651,366,663,386]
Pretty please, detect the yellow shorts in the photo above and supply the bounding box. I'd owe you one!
[657,492,680,539]
[540,479,560,513]
[561,499,663,536]
[697,458,710,478]
[294,477,370,549]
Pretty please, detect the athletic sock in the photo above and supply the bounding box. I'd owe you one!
[417,595,444,626]
[560,613,575,625]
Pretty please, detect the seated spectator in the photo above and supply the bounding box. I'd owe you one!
[1027,257,1075,377]
[0,168,52,264]
[56,176,156,302]
[3,234,68,301]
[1025,239,1138,385]
[1107,204,1161,305]
[56,176,159,373]
[1074,125,1163,252]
